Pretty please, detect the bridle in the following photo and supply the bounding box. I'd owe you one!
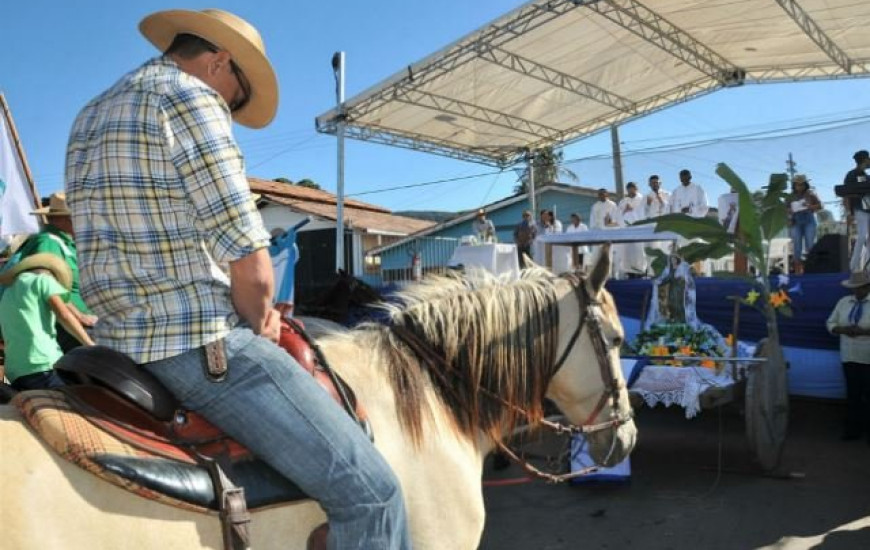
[493,273,634,483]
[389,272,633,483]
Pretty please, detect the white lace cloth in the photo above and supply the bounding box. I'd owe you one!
[630,366,738,419]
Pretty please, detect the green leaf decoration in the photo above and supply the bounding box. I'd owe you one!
[676,240,734,263]
[646,247,668,277]
[715,163,764,258]
[637,214,732,241]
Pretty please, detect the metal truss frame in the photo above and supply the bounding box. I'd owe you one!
[774,0,852,73]
[574,0,744,85]
[316,0,870,167]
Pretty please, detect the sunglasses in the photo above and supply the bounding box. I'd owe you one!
[228,60,251,113]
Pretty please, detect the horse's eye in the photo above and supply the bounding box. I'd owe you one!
[612,337,623,348]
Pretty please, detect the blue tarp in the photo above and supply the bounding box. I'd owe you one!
[611,275,850,400]
[606,273,850,351]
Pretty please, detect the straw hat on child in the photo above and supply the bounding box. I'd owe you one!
[0,253,73,290]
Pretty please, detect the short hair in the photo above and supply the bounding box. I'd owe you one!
[570,212,581,219]
[854,150,869,163]
[597,188,608,193]
[649,174,660,182]
[626,182,637,189]
[679,169,691,177]
[165,33,219,59]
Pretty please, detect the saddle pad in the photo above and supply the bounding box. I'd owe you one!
[13,389,209,513]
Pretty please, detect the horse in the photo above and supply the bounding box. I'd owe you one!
[0,251,636,549]
[296,268,385,324]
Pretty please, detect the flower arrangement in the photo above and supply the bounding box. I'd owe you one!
[625,322,728,369]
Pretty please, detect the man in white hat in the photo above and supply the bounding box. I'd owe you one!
[0,253,94,390]
[826,271,870,442]
[65,9,409,548]
[17,191,97,352]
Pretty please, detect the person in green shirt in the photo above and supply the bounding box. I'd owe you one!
[0,253,94,390]
[21,192,97,352]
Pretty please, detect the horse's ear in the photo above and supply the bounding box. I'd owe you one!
[587,243,611,294]
[520,253,538,270]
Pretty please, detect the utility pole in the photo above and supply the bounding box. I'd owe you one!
[611,125,624,198]
[333,52,346,272]
[527,149,537,215]
[786,153,797,181]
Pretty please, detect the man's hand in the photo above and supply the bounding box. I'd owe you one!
[261,308,282,343]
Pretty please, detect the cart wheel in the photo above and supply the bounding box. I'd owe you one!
[745,338,789,471]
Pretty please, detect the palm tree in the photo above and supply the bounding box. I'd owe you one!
[513,146,578,194]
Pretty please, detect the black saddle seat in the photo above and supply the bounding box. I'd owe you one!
[55,345,179,421]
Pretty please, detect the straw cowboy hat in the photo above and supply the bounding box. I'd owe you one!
[0,253,73,290]
[842,271,870,289]
[31,192,70,216]
[139,8,278,128]
[792,174,810,185]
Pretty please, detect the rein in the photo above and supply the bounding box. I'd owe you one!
[390,273,632,483]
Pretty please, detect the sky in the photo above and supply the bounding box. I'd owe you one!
[3,0,870,216]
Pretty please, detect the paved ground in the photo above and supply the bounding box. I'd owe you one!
[480,398,870,550]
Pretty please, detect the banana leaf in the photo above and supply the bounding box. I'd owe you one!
[637,214,731,240]
[715,163,764,257]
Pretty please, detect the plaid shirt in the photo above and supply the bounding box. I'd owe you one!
[66,57,271,363]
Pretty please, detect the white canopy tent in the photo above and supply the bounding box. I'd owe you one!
[316,0,870,168]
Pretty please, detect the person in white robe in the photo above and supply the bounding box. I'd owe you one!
[645,174,673,256]
[670,169,709,218]
[617,182,647,277]
[671,169,709,274]
[589,188,619,275]
[554,212,588,273]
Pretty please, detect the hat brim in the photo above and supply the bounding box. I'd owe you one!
[0,253,73,290]
[31,206,71,216]
[139,10,278,129]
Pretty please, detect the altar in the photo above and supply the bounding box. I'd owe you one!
[536,226,682,270]
[447,243,520,280]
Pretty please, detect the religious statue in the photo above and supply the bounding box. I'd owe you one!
[645,255,699,328]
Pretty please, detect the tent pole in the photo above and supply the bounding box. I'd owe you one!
[527,149,536,216]
[333,52,347,273]
[611,124,624,199]
[0,93,41,213]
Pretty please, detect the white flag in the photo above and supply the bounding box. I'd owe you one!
[0,105,39,244]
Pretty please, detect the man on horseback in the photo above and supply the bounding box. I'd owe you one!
[65,9,409,549]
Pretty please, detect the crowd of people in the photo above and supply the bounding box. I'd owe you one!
[508,169,715,277]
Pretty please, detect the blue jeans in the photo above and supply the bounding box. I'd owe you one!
[790,212,817,261]
[10,370,65,391]
[142,327,410,550]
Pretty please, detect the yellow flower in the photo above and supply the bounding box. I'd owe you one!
[745,290,760,305]
[701,359,716,369]
[679,346,693,356]
[725,334,735,347]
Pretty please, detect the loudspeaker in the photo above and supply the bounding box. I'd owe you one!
[804,234,849,273]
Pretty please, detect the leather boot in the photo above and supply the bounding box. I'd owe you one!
[307,523,329,550]
[793,259,804,275]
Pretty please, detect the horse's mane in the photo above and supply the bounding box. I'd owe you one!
[353,267,565,446]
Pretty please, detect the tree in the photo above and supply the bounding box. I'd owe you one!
[272,177,321,190]
[513,146,578,195]
[296,178,320,190]
[642,163,791,471]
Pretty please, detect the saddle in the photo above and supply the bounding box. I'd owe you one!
[12,319,369,550]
